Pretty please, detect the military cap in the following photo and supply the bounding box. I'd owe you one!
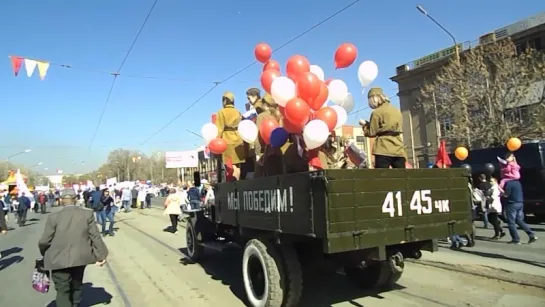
[367,87,384,98]
[61,188,77,199]
[261,93,276,106]
[223,91,235,102]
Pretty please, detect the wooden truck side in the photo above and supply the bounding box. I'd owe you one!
[185,168,473,307]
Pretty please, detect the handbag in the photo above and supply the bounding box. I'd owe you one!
[32,258,50,293]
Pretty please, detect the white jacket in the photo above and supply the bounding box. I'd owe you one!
[488,183,502,213]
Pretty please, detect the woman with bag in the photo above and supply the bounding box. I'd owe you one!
[164,188,182,234]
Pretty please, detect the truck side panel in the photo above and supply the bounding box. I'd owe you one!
[324,169,473,254]
[215,173,327,238]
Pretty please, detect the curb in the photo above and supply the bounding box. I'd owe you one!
[407,259,545,289]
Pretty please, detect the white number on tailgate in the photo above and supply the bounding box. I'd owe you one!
[381,191,403,217]
[382,190,450,217]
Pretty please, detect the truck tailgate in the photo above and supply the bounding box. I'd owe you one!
[324,168,473,253]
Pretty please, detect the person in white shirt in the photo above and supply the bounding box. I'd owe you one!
[137,187,147,209]
[203,183,215,208]
[121,187,132,213]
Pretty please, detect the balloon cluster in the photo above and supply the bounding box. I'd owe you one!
[200,42,379,154]
[254,42,378,150]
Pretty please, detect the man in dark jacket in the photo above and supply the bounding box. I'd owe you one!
[17,192,31,227]
[38,192,48,214]
[90,187,103,223]
[131,187,138,208]
[38,188,108,307]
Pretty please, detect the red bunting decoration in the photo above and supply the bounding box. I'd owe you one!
[8,55,50,80]
[9,56,23,76]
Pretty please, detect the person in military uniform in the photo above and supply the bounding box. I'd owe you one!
[245,88,261,111]
[215,92,246,180]
[254,93,284,177]
[312,134,346,170]
[360,87,406,168]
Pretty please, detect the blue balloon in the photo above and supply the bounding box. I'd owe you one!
[270,127,289,148]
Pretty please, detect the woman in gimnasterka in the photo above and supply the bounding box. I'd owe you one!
[360,87,406,168]
[215,92,246,180]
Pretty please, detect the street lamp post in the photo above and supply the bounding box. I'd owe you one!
[416,5,460,63]
[30,162,43,169]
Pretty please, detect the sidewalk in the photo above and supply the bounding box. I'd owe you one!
[411,246,545,289]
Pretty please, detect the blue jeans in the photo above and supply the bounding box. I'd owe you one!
[98,208,116,233]
[505,203,534,242]
[122,200,131,212]
[189,200,201,211]
[95,211,103,224]
[482,208,489,227]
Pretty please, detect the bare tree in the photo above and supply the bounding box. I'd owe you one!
[79,148,179,184]
[419,38,545,148]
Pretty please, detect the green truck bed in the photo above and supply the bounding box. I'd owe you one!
[215,168,473,254]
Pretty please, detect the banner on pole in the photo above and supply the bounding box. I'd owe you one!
[165,151,198,168]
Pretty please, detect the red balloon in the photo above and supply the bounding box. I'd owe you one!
[255,43,272,63]
[286,55,310,80]
[259,118,279,145]
[263,60,280,72]
[296,72,321,106]
[260,69,281,93]
[284,98,311,126]
[208,138,227,154]
[283,117,305,134]
[314,107,338,131]
[307,81,329,111]
[334,43,358,69]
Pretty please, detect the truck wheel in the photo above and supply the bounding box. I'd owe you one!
[277,245,303,307]
[242,239,284,307]
[185,221,204,261]
[345,252,405,291]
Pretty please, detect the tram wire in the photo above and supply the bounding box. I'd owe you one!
[87,0,159,150]
[140,0,362,145]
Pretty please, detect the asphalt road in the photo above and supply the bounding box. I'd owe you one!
[2,200,544,306]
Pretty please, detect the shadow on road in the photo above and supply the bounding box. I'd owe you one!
[0,255,24,271]
[1,247,23,256]
[456,248,545,268]
[46,282,113,307]
[21,222,38,227]
[28,218,40,222]
[178,247,403,307]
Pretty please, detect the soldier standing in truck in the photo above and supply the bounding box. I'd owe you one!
[215,92,246,180]
[360,87,406,168]
[254,93,284,177]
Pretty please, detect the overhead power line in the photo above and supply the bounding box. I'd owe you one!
[87,0,159,149]
[140,0,362,145]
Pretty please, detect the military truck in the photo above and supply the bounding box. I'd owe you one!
[185,168,473,307]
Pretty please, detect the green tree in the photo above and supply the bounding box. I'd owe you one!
[419,38,545,148]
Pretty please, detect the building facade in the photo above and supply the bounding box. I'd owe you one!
[391,12,545,168]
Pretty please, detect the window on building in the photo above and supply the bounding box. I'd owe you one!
[516,43,526,55]
[505,105,530,124]
[439,118,453,136]
[356,135,365,143]
[528,37,543,51]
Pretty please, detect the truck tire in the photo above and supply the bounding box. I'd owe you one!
[242,239,284,307]
[185,221,204,261]
[277,245,303,307]
[345,252,405,291]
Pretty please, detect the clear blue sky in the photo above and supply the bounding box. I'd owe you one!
[0,0,542,174]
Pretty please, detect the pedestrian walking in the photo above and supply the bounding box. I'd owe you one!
[17,192,31,227]
[164,188,182,234]
[502,180,538,244]
[38,188,108,307]
[98,189,116,236]
[121,187,132,212]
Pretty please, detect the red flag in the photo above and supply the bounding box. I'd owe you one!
[435,140,452,168]
[9,56,23,76]
[211,114,217,124]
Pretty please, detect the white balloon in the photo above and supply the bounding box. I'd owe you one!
[309,65,325,81]
[201,122,218,143]
[331,105,347,130]
[271,76,296,107]
[328,79,348,105]
[238,120,258,143]
[303,119,330,150]
[358,61,379,87]
[339,93,355,113]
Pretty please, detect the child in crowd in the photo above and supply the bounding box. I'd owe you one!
[498,152,521,191]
